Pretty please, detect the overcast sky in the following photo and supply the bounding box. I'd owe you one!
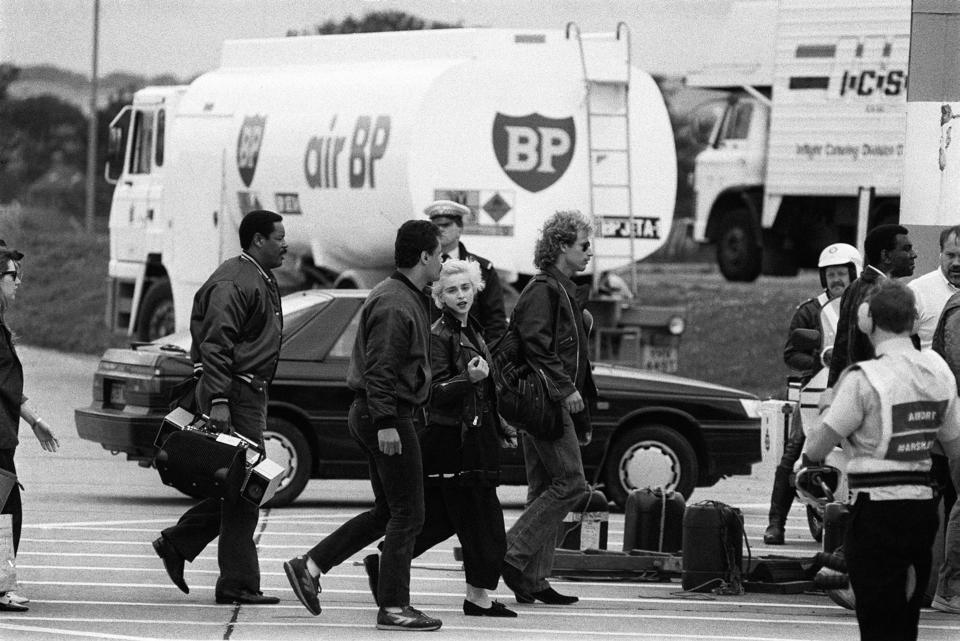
[0,0,740,79]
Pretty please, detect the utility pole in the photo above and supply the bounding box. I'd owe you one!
[84,0,100,233]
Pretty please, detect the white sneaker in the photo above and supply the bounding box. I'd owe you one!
[6,592,28,605]
[932,594,960,614]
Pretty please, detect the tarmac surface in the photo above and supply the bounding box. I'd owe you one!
[1,345,959,640]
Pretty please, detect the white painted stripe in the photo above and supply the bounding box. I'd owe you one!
[11,602,958,633]
[0,622,168,641]
[17,581,851,611]
[31,519,172,529]
[0,608,862,629]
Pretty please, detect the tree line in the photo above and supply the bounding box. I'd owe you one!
[0,62,132,220]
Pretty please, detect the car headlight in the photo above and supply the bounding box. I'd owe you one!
[668,316,685,335]
[739,398,762,419]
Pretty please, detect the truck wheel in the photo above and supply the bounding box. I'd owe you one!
[261,417,311,508]
[137,280,175,341]
[602,424,697,509]
[716,208,761,282]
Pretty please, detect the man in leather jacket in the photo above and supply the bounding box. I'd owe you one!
[501,210,597,607]
[153,210,286,605]
[284,220,445,632]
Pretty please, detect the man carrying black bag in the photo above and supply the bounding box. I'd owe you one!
[500,209,598,606]
[152,210,287,605]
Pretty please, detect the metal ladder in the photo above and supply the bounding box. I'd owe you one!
[567,22,637,291]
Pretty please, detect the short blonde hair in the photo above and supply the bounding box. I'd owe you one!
[431,259,485,309]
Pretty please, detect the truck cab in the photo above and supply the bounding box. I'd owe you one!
[691,91,770,281]
[105,86,186,338]
[687,0,909,282]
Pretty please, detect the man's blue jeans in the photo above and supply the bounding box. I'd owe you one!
[306,397,424,608]
[504,414,587,591]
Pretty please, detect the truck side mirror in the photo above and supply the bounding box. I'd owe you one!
[104,106,131,185]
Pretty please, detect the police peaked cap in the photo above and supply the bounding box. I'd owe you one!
[424,200,470,221]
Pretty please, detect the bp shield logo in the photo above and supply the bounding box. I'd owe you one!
[492,113,575,193]
[237,115,266,188]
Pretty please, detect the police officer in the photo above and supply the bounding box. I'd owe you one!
[764,243,861,544]
[424,200,507,342]
[803,280,960,641]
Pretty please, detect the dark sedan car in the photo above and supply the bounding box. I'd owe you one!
[76,290,761,508]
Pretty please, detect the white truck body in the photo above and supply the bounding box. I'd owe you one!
[902,0,960,276]
[105,27,676,339]
[687,0,909,281]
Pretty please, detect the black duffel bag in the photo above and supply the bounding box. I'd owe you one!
[489,326,563,441]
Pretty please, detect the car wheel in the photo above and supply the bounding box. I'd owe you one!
[261,417,311,508]
[806,504,824,543]
[137,279,175,341]
[603,424,697,509]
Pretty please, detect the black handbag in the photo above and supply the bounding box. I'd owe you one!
[490,281,564,441]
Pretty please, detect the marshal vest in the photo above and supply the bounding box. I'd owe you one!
[845,351,954,500]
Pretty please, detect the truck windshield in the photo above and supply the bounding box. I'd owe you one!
[130,110,154,174]
[155,109,165,168]
[720,101,753,142]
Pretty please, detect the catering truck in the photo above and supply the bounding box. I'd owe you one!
[105,25,677,348]
[686,0,909,281]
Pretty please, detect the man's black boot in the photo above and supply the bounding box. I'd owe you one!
[763,467,794,545]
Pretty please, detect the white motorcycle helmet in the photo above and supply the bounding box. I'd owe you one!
[818,243,863,290]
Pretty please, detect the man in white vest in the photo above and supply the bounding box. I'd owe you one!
[804,280,960,641]
[763,243,861,545]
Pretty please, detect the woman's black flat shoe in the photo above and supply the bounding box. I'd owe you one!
[463,599,518,617]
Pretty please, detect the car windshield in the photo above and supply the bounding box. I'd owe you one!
[150,291,335,350]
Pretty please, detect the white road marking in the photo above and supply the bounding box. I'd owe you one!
[0,622,170,641]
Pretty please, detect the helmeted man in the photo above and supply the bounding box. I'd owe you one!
[764,243,861,545]
[827,224,917,387]
[424,200,507,342]
[803,280,960,641]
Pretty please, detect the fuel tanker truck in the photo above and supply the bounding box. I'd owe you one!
[104,25,677,358]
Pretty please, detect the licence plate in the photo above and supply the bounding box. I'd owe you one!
[641,346,678,373]
[108,382,126,406]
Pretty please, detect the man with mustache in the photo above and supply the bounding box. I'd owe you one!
[909,225,960,350]
[914,225,960,615]
[764,243,861,545]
